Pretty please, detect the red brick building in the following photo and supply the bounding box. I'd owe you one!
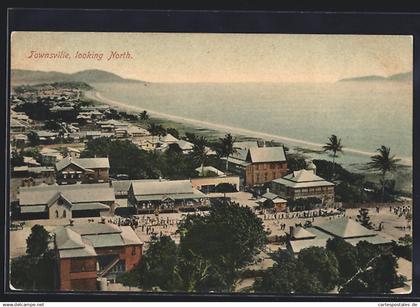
[54,222,143,291]
[244,146,288,186]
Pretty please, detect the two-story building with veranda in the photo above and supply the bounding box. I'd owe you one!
[271,165,335,205]
[244,146,288,186]
[55,157,110,185]
[53,221,143,291]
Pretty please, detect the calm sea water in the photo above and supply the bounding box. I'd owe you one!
[92,81,412,167]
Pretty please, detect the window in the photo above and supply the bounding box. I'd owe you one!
[270,164,275,169]
[62,210,66,218]
[272,172,276,178]
[71,258,96,273]
[264,173,268,181]
[131,246,136,256]
[55,210,59,218]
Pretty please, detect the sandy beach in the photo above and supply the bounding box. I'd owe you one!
[87,90,413,167]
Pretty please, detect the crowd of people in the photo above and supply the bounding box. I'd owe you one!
[260,208,346,221]
[390,205,412,219]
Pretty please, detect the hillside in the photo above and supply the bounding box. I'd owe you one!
[11,69,145,85]
[338,71,412,83]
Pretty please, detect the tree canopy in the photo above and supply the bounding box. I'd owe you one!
[255,241,401,294]
[11,225,55,290]
[118,201,267,292]
[367,146,400,202]
[26,224,51,258]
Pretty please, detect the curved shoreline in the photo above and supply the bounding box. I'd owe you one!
[88,90,412,166]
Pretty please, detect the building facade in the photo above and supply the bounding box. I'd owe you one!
[244,146,288,186]
[54,222,143,291]
[18,183,115,220]
[287,218,393,255]
[127,179,208,211]
[55,157,110,185]
[271,168,335,204]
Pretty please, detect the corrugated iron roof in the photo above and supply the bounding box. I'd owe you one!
[272,169,334,189]
[247,146,286,163]
[20,205,47,213]
[131,180,195,196]
[71,202,110,211]
[315,217,377,239]
[120,226,143,245]
[54,227,85,250]
[83,233,126,248]
[58,244,97,259]
[69,223,121,236]
[18,183,115,206]
[56,157,109,171]
[293,227,317,240]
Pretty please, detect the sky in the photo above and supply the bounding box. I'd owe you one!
[11,32,413,83]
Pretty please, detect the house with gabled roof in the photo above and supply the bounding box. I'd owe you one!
[222,144,288,187]
[244,146,288,186]
[127,179,208,211]
[39,147,64,166]
[53,221,143,291]
[55,156,110,185]
[10,118,27,133]
[176,139,194,154]
[160,133,179,144]
[18,183,115,220]
[260,189,288,212]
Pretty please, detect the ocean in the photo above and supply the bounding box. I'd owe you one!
[91,81,412,169]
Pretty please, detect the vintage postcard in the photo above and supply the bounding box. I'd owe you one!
[9,32,413,294]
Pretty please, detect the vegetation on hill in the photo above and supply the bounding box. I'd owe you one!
[11,69,144,85]
[338,71,412,83]
[14,81,93,92]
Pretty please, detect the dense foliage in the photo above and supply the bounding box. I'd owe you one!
[255,239,402,294]
[117,202,267,292]
[254,248,338,294]
[81,137,199,180]
[11,225,55,290]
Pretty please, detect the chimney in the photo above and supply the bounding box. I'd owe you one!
[266,187,270,193]
[289,226,295,239]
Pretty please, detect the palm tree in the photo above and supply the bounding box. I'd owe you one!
[367,145,400,203]
[219,133,237,172]
[148,123,166,136]
[191,136,209,176]
[140,110,149,121]
[323,134,344,179]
